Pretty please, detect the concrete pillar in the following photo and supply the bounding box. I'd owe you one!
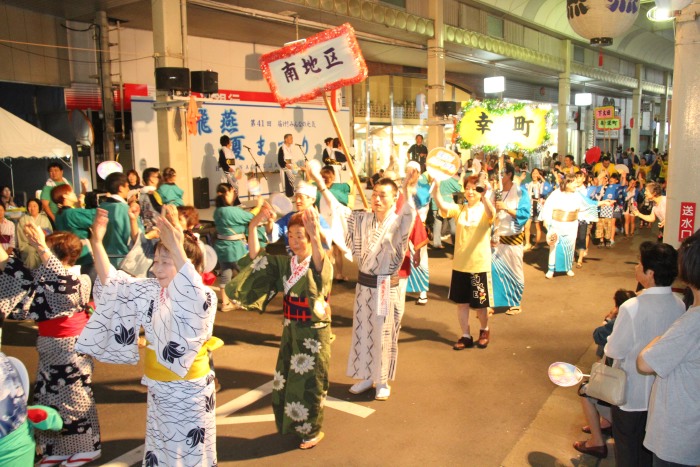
[663,0,700,247]
[557,40,571,156]
[96,11,115,161]
[630,64,643,151]
[152,0,192,205]
[658,71,670,152]
[427,0,445,150]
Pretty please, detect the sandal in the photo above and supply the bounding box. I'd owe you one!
[573,440,608,459]
[576,262,583,269]
[582,425,613,436]
[60,450,102,467]
[505,306,521,315]
[39,456,70,467]
[299,432,325,450]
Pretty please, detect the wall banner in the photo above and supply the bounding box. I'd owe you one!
[131,97,350,200]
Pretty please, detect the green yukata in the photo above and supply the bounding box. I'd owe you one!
[226,252,332,440]
[55,207,96,266]
[156,183,184,206]
[213,206,267,264]
[315,183,351,207]
[100,199,134,267]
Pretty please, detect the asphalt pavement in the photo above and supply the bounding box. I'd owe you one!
[2,225,658,466]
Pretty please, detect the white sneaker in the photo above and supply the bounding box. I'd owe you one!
[375,383,391,401]
[349,379,373,394]
[545,271,554,279]
[566,270,575,277]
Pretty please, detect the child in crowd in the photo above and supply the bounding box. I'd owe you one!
[592,171,618,248]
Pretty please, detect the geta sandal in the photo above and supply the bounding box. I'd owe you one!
[299,432,324,450]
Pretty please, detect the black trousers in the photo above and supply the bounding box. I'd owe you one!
[611,406,652,467]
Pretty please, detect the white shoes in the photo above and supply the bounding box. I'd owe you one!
[375,383,391,401]
[349,379,373,394]
[545,271,554,279]
[566,270,575,277]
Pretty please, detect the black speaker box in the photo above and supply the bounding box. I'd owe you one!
[434,101,459,117]
[191,71,218,94]
[192,177,210,209]
[155,67,190,91]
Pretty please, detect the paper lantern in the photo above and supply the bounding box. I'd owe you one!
[567,0,640,46]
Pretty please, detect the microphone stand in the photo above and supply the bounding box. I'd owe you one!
[246,146,267,181]
[297,144,309,180]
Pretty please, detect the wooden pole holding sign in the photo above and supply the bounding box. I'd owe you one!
[258,22,369,207]
[322,91,369,209]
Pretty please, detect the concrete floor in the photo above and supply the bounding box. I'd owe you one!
[2,223,657,466]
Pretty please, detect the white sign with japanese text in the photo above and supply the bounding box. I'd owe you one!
[259,23,367,107]
[131,97,350,202]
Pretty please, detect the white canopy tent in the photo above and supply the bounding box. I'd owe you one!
[0,106,74,195]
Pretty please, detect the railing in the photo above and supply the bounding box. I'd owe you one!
[353,102,423,120]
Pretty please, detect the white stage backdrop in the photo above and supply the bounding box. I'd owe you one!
[131,97,350,200]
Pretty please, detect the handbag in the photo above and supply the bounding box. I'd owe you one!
[578,356,627,406]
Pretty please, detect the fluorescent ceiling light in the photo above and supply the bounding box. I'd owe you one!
[647,6,674,21]
[575,92,593,106]
[484,76,505,94]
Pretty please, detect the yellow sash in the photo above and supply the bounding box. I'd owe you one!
[552,209,578,222]
[144,336,223,382]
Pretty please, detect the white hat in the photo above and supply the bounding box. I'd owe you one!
[407,160,421,172]
[295,182,317,199]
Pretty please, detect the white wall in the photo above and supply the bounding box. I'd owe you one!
[109,27,278,92]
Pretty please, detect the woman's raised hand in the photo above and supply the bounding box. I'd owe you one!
[24,220,47,250]
[302,207,320,239]
[157,205,184,252]
[251,202,274,227]
[90,208,109,243]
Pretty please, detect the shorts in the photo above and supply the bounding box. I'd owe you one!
[531,199,542,220]
[448,270,493,308]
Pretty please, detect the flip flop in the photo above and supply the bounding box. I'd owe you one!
[60,450,101,467]
[505,306,522,315]
[576,262,583,269]
[39,456,70,467]
[299,432,325,450]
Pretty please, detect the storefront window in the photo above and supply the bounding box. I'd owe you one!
[352,75,470,177]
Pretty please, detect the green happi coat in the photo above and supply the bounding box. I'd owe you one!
[226,251,332,439]
[55,207,96,266]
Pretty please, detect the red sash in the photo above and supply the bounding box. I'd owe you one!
[37,311,89,338]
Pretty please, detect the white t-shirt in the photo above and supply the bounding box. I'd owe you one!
[643,308,700,465]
